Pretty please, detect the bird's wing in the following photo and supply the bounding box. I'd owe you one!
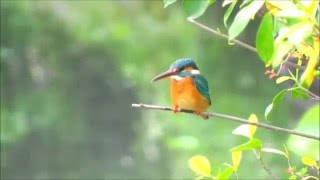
[192,75,211,105]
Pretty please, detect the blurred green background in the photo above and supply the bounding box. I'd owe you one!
[1,1,317,179]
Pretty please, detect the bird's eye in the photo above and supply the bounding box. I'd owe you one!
[173,68,179,72]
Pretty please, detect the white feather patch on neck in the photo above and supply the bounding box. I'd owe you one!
[191,69,200,74]
[170,75,183,81]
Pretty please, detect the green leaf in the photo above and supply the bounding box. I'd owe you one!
[223,1,237,27]
[228,0,264,40]
[291,88,310,100]
[264,104,273,121]
[230,138,262,152]
[183,0,210,19]
[264,89,288,120]
[209,0,217,5]
[163,0,178,8]
[276,76,291,84]
[240,0,254,8]
[256,13,274,64]
[217,166,234,179]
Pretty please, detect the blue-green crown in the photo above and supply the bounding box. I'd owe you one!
[169,58,198,71]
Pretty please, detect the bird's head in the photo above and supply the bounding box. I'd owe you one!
[152,58,200,82]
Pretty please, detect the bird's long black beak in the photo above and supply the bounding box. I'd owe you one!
[151,70,177,82]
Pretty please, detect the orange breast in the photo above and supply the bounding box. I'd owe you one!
[170,77,210,112]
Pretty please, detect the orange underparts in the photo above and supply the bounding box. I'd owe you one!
[170,76,210,119]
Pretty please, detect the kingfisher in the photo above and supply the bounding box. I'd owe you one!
[152,58,211,119]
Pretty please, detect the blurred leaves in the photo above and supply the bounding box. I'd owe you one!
[287,104,320,158]
[3,0,317,179]
[166,136,199,150]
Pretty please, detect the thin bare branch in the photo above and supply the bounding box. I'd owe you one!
[132,103,320,141]
[187,18,257,53]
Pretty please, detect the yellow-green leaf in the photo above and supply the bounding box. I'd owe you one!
[276,76,291,84]
[222,0,234,7]
[265,89,288,120]
[301,156,318,167]
[217,166,234,179]
[265,0,296,10]
[163,0,177,8]
[275,9,306,18]
[248,114,258,139]
[300,0,318,16]
[300,37,319,88]
[232,124,251,138]
[230,138,262,152]
[262,148,288,158]
[232,151,242,171]
[271,40,294,68]
[287,22,313,45]
[188,155,211,176]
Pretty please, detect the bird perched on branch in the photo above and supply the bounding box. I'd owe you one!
[152,58,211,119]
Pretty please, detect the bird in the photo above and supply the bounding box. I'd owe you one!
[152,58,211,119]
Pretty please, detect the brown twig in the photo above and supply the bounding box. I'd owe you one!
[132,103,320,141]
[187,18,257,53]
[258,157,279,179]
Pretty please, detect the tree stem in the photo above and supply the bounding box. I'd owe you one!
[132,103,320,141]
[187,18,257,53]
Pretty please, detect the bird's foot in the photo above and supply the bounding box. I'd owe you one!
[173,105,179,113]
[195,111,209,120]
